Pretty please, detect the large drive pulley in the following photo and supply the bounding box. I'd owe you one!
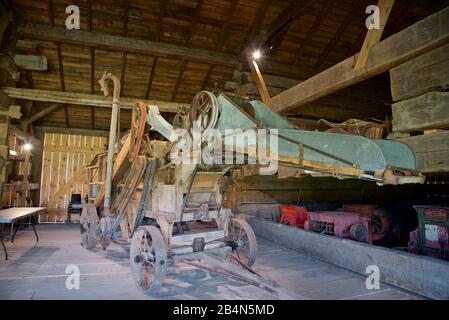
[189,91,219,135]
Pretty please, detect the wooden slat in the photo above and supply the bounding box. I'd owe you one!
[39,132,107,209]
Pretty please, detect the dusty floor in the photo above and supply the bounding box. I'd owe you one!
[0,224,421,300]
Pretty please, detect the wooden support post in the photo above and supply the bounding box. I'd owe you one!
[354,0,395,71]
[247,58,272,106]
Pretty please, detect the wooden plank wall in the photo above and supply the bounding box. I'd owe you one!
[39,132,107,222]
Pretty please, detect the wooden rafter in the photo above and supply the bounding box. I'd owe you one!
[172,0,204,101]
[314,2,363,69]
[156,0,165,41]
[261,0,316,55]
[47,0,69,128]
[292,0,332,65]
[186,0,204,47]
[354,0,395,71]
[171,60,186,101]
[145,56,158,99]
[201,65,214,91]
[198,0,238,96]
[87,0,95,129]
[119,1,129,96]
[2,87,190,112]
[247,0,271,47]
[271,6,449,114]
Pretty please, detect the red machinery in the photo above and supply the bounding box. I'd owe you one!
[408,206,449,261]
[337,204,391,242]
[304,211,372,244]
[280,205,308,228]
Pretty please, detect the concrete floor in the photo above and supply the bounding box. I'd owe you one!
[0,224,421,300]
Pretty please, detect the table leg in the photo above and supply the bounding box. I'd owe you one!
[32,216,39,243]
[11,223,21,243]
[1,224,7,261]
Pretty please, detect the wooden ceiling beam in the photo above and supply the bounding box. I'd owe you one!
[264,0,316,54]
[201,65,214,91]
[18,22,238,67]
[145,56,158,100]
[171,60,186,101]
[172,1,205,102]
[271,6,449,114]
[2,87,190,112]
[247,0,271,45]
[248,0,316,55]
[156,1,165,42]
[186,0,203,47]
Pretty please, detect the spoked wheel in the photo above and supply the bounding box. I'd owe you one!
[80,203,99,249]
[225,218,257,267]
[130,226,167,292]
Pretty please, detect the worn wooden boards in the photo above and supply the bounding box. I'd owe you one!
[39,133,107,222]
[392,92,449,132]
[390,44,449,102]
[398,131,449,173]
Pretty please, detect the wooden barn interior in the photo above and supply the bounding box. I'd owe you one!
[0,0,448,301]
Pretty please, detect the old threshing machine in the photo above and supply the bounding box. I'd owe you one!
[81,72,424,292]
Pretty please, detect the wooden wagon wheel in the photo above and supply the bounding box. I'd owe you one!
[130,225,167,292]
[225,217,258,267]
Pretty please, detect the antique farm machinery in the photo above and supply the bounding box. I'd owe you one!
[81,72,424,292]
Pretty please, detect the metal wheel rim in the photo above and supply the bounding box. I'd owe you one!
[130,226,167,292]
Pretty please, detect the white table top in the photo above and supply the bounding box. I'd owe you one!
[0,207,46,223]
